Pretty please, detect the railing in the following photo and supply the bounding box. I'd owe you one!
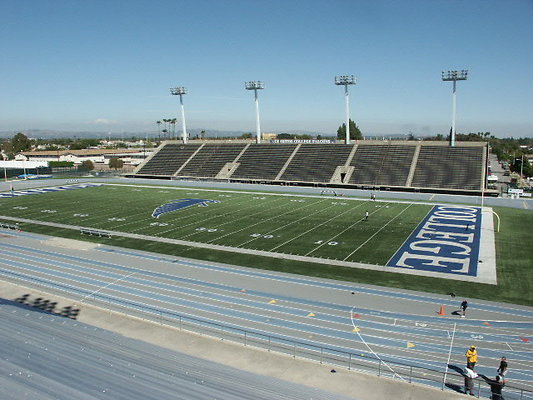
[79,291,532,399]
[3,270,531,399]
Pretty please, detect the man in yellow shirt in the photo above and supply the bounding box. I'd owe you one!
[466,345,478,370]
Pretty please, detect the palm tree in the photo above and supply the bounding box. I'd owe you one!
[171,118,177,139]
[163,119,169,139]
[156,120,161,140]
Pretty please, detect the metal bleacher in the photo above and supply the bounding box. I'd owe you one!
[281,144,353,183]
[136,143,201,176]
[177,143,246,178]
[131,141,487,194]
[349,144,416,187]
[411,145,484,190]
[231,144,298,180]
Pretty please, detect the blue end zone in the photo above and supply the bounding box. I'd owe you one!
[152,199,220,218]
[387,205,482,276]
[0,183,101,198]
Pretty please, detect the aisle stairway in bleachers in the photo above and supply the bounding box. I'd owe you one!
[349,145,389,185]
[231,144,298,180]
[280,144,353,183]
[177,143,246,178]
[136,143,201,176]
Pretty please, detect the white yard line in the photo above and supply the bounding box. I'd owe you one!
[152,194,255,237]
[268,202,369,252]
[236,199,360,248]
[208,198,329,245]
[304,202,394,257]
[342,203,413,261]
[178,195,293,241]
[125,192,250,234]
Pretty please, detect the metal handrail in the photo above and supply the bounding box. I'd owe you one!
[4,272,531,399]
[83,291,531,398]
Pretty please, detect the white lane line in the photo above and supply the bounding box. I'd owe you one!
[350,306,406,382]
[77,271,137,304]
[6,244,527,347]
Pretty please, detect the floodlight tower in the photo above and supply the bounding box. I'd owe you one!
[170,86,188,143]
[245,81,264,143]
[335,75,357,144]
[442,70,468,147]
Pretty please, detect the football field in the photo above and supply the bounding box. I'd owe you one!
[0,183,432,266]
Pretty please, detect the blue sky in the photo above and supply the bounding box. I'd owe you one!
[0,0,532,137]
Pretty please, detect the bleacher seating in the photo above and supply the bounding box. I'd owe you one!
[132,141,486,193]
[280,144,353,182]
[231,144,297,180]
[349,144,416,186]
[411,145,483,190]
[178,143,246,178]
[136,144,201,176]
[349,145,389,185]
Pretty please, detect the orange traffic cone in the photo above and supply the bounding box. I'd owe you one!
[438,305,445,316]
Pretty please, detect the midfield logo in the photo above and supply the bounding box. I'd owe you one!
[152,198,220,218]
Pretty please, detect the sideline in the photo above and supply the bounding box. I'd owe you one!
[0,214,495,284]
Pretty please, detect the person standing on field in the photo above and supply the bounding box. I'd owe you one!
[364,211,369,221]
[466,345,478,370]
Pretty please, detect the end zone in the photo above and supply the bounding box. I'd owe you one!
[387,205,497,284]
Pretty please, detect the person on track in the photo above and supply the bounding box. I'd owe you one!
[497,357,508,378]
[461,299,468,317]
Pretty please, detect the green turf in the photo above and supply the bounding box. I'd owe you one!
[0,184,431,265]
[1,183,532,305]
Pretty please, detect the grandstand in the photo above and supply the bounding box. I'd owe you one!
[132,140,489,195]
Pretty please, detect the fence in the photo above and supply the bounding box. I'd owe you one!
[79,290,531,400]
[2,270,531,399]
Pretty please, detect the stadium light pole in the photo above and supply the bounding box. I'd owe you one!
[442,70,468,147]
[335,75,357,145]
[245,81,264,144]
[170,87,188,143]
